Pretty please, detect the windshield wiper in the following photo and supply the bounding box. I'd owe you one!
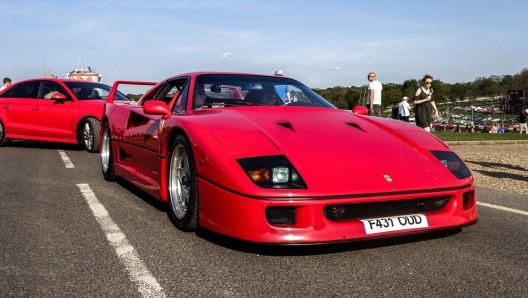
[196,101,262,108]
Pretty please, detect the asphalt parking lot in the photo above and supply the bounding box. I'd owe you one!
[1,142,527,297]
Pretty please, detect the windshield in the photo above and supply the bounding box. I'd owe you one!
[64,81,131,101]
[193,74,335,109]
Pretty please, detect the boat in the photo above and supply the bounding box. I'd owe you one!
[66,67,103,83]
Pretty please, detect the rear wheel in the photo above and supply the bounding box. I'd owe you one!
[83,118,100,153]
[101,122,115,181]
[167,134,198,231]
[0,120,8,146]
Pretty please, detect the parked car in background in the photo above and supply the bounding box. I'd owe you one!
[0,78,130,152]
[506,124,520,132]
[100,71,477,244]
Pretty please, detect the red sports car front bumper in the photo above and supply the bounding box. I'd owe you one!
[197,178,478,244]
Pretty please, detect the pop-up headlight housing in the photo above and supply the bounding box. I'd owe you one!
[430,151,471,179]
[237,155,306,189]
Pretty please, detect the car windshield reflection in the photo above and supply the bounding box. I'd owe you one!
[193,74,335,110]
[64,82,130,101]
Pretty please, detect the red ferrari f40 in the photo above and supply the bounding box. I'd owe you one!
[100,72,477,244]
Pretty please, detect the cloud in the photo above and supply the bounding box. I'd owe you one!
[325,66,340,71]
[222,51,233,59]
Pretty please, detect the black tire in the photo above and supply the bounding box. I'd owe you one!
[167,134,198,231]
[101,122,116,181]
[83,118,101,153]
[0,120,8,147]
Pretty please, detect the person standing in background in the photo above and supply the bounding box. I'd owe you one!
[391,101,399,119]
[413,75,439,132]
[367,72,382,117]
[273,69,291,103]
[0,77,12,91]
[398,96,411,122]
[518,109,528,134]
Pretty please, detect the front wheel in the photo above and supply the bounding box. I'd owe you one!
[0,120,8,147]
[83,118,100,153]
[167,134,198,231]
[101,122,115,181]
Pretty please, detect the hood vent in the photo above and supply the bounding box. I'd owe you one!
[346,122,365,132]
[277,122,295,132]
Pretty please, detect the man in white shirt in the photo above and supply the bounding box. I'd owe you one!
[398,96,411,122]
[0,77,11,91]
[367,72,382,117]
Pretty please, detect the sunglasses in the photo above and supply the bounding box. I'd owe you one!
[425,82,432,85]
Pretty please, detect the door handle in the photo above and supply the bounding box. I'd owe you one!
[32,107,40,111]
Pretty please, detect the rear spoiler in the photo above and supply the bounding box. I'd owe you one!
[107,80,158,104]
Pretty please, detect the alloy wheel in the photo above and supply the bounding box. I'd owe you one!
[83,122,94,151]
[101,127,110,172]
[169,144,191,219]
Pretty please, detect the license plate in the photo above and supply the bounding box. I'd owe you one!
[360,214,428,235]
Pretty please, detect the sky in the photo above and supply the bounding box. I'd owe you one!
[2,0,528,89]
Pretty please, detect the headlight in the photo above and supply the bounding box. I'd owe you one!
[237,155,306,189]
[430,151,471,179]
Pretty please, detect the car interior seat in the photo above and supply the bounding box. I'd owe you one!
[42,87,51,97]
[244,90,263,104]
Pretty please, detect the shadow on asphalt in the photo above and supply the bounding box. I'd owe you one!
[470,169,528,181]
[465,160,528,172]
[115,177,167,213]
[196,227,463,256]
[6,140,85,151]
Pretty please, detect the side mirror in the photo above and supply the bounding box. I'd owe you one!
[51,92,67,101]
[352,106,368,115]
[144,101,172,119]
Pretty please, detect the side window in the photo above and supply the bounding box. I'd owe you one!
[173,82,189,113]
[152,78,189,113]
[0,81,40,98]
[40,82,69,100]
[163,85,180,106]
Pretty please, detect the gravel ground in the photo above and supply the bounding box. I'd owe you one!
[449,142,528,195]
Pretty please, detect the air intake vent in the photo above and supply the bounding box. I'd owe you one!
[345,123,364,132]
[118,145,132,161]
[324,196,450,221]
[277,122,295,132]
[265,207,296,225]
[462,191,475,210]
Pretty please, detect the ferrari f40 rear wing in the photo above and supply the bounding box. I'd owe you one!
[107,80,158,104]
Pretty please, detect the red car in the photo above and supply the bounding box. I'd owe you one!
[0,78,130,152]
[100,72,478,244]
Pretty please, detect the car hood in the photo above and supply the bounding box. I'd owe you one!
[197,107,469,195]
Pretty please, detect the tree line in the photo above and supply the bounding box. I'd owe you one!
[313,68,528,110]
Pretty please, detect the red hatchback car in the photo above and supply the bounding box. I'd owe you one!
[0,78,130,152]
[101,72,478,244]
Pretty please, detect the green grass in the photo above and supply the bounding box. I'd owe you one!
[433,131,528,142]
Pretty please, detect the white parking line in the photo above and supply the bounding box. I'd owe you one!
[477,202,528,216]
[77,184,166,298]
[58,150,74,168]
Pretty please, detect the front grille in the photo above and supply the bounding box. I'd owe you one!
[324,196,450,222]
[265,207,296,226]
